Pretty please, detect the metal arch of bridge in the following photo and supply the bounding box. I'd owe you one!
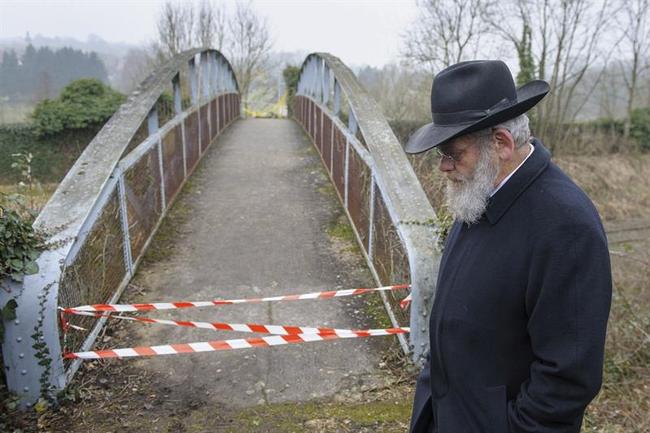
[294,53,442,363]
[0,48,240,407]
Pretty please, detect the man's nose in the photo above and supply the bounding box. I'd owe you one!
[438,156,455,172]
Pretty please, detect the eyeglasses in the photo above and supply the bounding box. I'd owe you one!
[435,146,467,163]
[435,129,499,164]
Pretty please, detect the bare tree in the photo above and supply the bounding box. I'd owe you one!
[196,0,227,51]
[402,0,493,72]
[596,67,625,119]
[359,64,432,123]
[156,1,195,57]
[156,0,227,56]
[490,0,616,149]
[155,0,273,112]
[616,0,650,139]
[227,1,273,110]
[116,48,158,93]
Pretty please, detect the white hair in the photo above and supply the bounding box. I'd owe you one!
[496,114,531,148]
[470,114,531,149]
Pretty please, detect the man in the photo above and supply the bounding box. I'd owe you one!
[405,60,612,433]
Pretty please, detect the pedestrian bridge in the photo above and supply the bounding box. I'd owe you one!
[1,49,440,406]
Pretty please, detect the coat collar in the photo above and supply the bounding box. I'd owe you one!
[485,137,550,225]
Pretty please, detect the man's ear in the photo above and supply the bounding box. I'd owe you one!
[493,128,515,161]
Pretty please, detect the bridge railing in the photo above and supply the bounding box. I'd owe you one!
[293,53,441,362]
[0,48,240,406]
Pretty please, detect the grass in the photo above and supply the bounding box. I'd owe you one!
[555,154,650,221]
[0,183,58,214]
[582,238,650,432]
[0,102,33,124]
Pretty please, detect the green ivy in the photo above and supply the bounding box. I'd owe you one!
[32,282,54,402]
[398,207,454,253]
[0,299,17,345]
[0,194,46,283]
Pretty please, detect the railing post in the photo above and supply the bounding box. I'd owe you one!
[173,73,188,179]
[345,106,357,211]
[148,107,166,211]
[157,139,166,210]
[322,65,330,106]
[188,57,198,106]
[216,60,222,132]
[348,106,358,136]
[330,115,334,172]
[216,57,223,94]
[214,57,221,136]
[344,138,350,209]
[117,170,134,277]
[173,73,182,115]
[147,106,159,136]
[308,99,312,138]
[368,175,376,261]
[210,52,218,138]
[333,80,341,117]
[201,51,211,143]
[319,59,325,103]
[189,55,202,157]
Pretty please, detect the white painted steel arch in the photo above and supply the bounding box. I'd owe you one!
[0,48,239,407]
[295,53,441,364]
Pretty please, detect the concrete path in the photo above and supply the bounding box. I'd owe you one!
[118,119,386,408]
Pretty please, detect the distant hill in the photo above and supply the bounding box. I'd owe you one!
[0,33,137,58]
[0,34,145,90]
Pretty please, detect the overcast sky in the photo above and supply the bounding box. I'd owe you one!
[0,0,420,67]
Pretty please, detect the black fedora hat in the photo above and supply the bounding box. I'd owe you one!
[405,60,550,154]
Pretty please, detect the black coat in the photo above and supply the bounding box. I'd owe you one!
[410,139,612,433]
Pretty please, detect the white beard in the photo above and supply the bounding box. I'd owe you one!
[445,144,500,224]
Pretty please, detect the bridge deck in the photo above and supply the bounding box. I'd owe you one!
[107,118,388,408]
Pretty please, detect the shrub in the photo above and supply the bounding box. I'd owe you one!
[630,107,650,151]
[0,124,95,184]
[31,78,124,137]
[282,65,301,117]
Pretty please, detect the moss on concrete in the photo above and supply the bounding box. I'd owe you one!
[327,215,355,243]
[364,292,394,329]
[158,398,412,433]
[226,399,410,432]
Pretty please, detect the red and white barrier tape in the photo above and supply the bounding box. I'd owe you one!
[400,294,411,309]
[60,283,412,360]
[63,327,410,360]
[63,310,392,336]
[62,284,410,314]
